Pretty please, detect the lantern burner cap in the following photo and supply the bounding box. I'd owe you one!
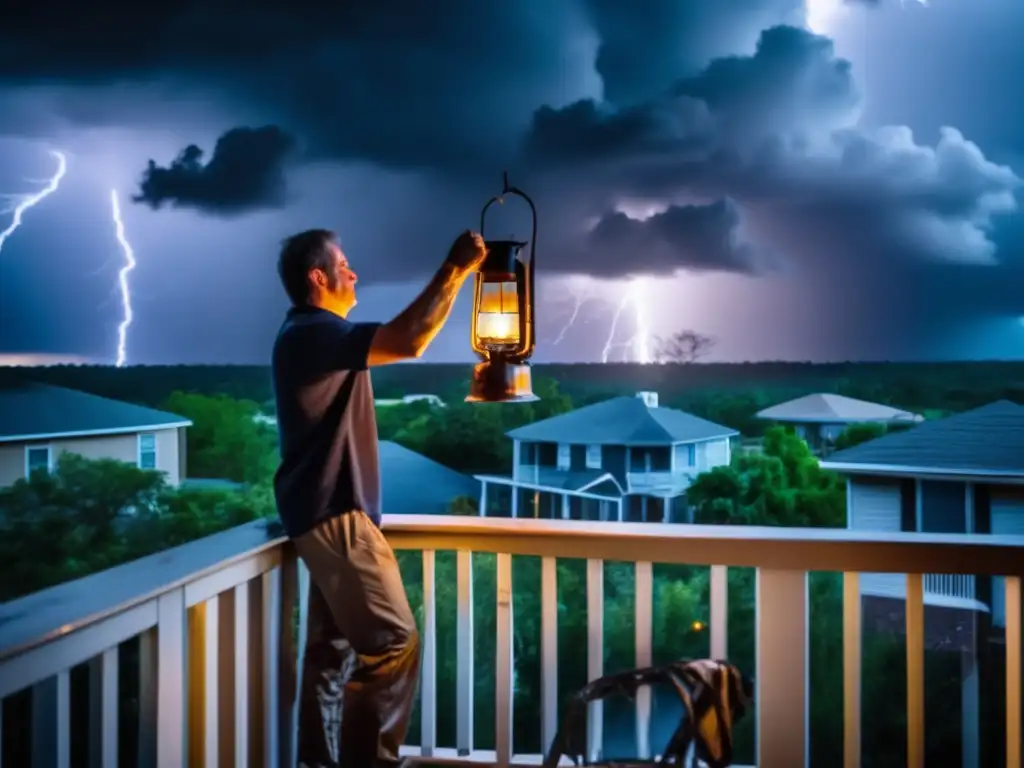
[465,358,539,403]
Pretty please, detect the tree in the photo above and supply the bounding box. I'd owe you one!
[832,421,888,451]
[654,330,716,363]
[164,391,278,484]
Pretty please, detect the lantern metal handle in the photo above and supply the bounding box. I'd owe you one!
[479,171,537,358]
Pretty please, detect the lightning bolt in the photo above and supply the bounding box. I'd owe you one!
[110,190,136,368]
[0,150,67,253]
[600,277,654,364]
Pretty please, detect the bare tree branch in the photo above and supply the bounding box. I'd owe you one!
[654,329,717,363]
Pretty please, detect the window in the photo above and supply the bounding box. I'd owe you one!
[585,444,602,470]
[25,445,51,476]
[556,443,570,470]
[138,432,157,470]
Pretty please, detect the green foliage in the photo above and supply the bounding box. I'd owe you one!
[833,421,889,451]
[447,495,478,516]
[0,453,273,601]
[687,427,845,527]
[164,391,278,484]
[378,377,573,474]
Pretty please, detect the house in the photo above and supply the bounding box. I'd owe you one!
[820,399,1024,768]
[0,382,191,486]
[475,391,737,523]
[820,399,1024,624]
[756,392,923,453]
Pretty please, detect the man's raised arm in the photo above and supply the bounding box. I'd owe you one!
[367,231,486,367]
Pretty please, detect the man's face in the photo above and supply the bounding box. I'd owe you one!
[314,243,358,313]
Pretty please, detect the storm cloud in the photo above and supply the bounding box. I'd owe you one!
[0,0,1022,362]
[133,126,295,215]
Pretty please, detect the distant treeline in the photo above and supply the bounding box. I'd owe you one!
[2,362,1023,436]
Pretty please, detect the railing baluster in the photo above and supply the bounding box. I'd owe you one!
[843,572,861,768]
[156,589,187,768]
[261,568,281,768]
[216,589,237,768]
[88,646,119,768]
[32,670,71,768]
[756,568,808,768]
[294,560,310,768]
[202,597,220,768]
[634,561,653,760]
[540,556,559,757]
[586,558,604,763]
[277,551,300,768]
[905,573,925,768]
[456,550,474,756]
[421,549,438,758]
[1007,576,1021,768]
[495,552,514,768]
[138,627,158,767]
[710,565,728,659]
[233,581,251,767]
[186,599,211,767]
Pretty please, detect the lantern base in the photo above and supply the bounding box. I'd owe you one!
[465,359,539,403]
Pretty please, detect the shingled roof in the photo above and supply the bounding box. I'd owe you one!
[378,441,479,515]
[821,400,1024,476]
[506,394,737,446]
[756,393,922,424]
[0,382,191,442]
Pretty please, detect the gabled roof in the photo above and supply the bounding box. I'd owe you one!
[379,440,479,515]
[0,382,191,442]
[756,393,922,425]
[506,395,737,446]
[821,400,1024,477]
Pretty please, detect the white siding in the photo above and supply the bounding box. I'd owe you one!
[990,487,1024,627]
[703,438,730,469]
[848,478,901,531]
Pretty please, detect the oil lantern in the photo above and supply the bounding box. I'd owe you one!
[466,172,539,403]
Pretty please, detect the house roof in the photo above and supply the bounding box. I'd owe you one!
[506,395,737,446]
[821,400,1024,477]
[756,393,922,425]
[0,381,191,443]
[379,440,479,515]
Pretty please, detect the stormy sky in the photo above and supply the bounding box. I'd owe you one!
[0,0,1021,365]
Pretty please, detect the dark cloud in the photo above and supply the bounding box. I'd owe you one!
[585,199,773,277]
[523,25,1020,273]
[581,0,805,106]
[133,126,295,215]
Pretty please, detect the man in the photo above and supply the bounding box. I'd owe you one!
[272,228,486,768]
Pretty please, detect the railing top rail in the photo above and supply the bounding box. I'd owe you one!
[4,514,1024,664]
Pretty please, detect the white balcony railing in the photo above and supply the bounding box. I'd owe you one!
[1,516,1024,768]
[861,572,981,609]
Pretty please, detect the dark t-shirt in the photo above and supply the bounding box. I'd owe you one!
[271,306,383,539]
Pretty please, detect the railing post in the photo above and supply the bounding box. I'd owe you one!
[421,550,438,757]
[842,572,861,768]
[456,550,474,756]
[905,574,925,768]
[88,646,119,768]
[586,558,604,763]
[495,553,514,768]
[710,565,728,660]
[756,568,808,768]
[634,561,653,760]
[540,556,559,756]
[1007,576,1022,768]
[31,671,70,768]
[277,549,299,768]
[156,588,187,768]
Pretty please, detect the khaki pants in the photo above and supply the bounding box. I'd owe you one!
[293,511,420,768]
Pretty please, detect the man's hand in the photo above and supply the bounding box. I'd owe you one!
[445,230,487,273]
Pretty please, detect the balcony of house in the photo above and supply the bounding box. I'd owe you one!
[2,516,1024,768]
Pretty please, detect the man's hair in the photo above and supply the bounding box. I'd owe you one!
[277,228,339,305]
